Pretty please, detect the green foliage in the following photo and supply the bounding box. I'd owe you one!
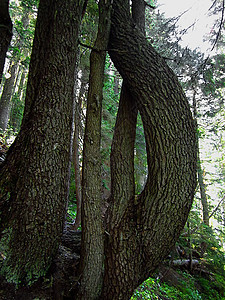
[196,275,224,299]
[67,166,78,223]
[131,274,202,300]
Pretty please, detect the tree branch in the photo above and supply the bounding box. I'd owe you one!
[209,194,225,219]
[144,1,156,9]
[211,0,225,51]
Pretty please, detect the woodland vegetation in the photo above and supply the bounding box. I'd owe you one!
[0,0,224,299]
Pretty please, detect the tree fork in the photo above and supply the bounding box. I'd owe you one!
[102,0,197,297]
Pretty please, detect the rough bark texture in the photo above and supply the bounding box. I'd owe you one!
[0,62,18,131]
[0,0,84,284]
[101,0,197,298]
[0,0,12,85]
[78,0,112,299]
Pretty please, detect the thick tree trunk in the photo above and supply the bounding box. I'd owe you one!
[0,0,12,85]
[0,0,84,284]
[0,62,18,131]
[101,0,197,298]
[78,0,112,298]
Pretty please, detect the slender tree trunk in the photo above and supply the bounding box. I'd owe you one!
[113,70,120,95]
[78,0,112,298]
[9,67,27,132]
[101,0,197,297]
[0,62,18,131]
[0,0,84,284]
[17,68,27,101]
[192,88,209,256]
[192,89,209,226]
[0,0,12,85]
[72,77,86,231]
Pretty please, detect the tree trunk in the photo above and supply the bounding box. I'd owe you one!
[72,74,87,231]
[78,0,112,298]
[101,0,197,297]
[0,0,84,284]
[0,0,12,85]
[0,62,18,131]
[9,67,27,132]
[192,88,209,227]
[192,89,209,256]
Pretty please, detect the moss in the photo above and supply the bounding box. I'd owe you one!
[0,227,50,286]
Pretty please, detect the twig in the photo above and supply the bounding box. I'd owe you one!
[211,0,225,51]
[144,1,156,9]
[209,194,225,219]
[78,40,97,51]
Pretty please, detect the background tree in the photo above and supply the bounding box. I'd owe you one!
[0,0,36,132]
[0,0,12,84]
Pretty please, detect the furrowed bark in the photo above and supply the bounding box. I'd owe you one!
[0,0,84,284]
[78,0,112,299]
[102,0,197,297]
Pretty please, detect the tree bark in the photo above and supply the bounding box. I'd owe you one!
[0,0,84,284]
[101,0,197,297]
[0,0,12,85]
[78,0,112,298]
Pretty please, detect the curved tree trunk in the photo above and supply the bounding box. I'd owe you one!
[102,0,197,298]
[0,0,12,85]
[0,0,84,284]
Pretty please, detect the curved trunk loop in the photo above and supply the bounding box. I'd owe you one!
[102,0,197,298]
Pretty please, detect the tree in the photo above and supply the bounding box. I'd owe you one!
[0,62,18,131]
[0,0,197,298]
[0,3,33,132]
[78,0,112,298]
[0,0,84,283]
[101,0,197,297]
[0,0,12,85]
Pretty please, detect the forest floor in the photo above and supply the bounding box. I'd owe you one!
[1,229,225,300]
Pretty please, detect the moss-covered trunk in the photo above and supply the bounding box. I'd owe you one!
[0,0,84,284]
